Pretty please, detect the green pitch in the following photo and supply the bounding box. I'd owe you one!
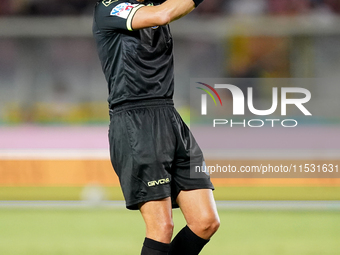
[0,208,339,255]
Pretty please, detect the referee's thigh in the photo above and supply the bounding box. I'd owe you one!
[139,197,174,244]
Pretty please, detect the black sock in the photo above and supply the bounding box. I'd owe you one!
[141,237,170,255]
[169,225,209,255]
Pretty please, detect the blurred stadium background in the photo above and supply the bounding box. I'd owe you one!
[0,0,340,254]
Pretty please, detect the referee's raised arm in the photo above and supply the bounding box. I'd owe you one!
[131,0,203,30]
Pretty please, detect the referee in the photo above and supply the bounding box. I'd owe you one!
[93,0,220,254]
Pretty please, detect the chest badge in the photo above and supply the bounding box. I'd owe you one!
[102,0,118,7]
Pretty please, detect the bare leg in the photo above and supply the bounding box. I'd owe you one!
[177,189,220,240]
[168,189,220,255]
[139,197,174,243]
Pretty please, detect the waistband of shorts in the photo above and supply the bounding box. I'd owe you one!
[109,99,174,114]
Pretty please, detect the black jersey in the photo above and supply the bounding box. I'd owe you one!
[93,0,175,108]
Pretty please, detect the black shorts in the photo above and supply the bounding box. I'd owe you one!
[109,99,214,210]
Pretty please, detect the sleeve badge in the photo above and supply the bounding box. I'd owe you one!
[110,3,138,19]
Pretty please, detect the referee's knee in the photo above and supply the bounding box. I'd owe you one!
[189,215,220,239]
[147,220,174,243]
[202,216,220,237]
[160,220,174,237]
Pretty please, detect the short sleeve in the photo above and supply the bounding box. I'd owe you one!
[95,0,145,31]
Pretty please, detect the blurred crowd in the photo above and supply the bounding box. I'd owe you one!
[0,0,94,16]
[0,0,340,16]
[197,0,340,16]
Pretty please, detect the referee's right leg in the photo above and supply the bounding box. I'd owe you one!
[139,197,173,255]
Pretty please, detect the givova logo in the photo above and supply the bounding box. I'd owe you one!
[148,178,170,187]
[196,83,312,128]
